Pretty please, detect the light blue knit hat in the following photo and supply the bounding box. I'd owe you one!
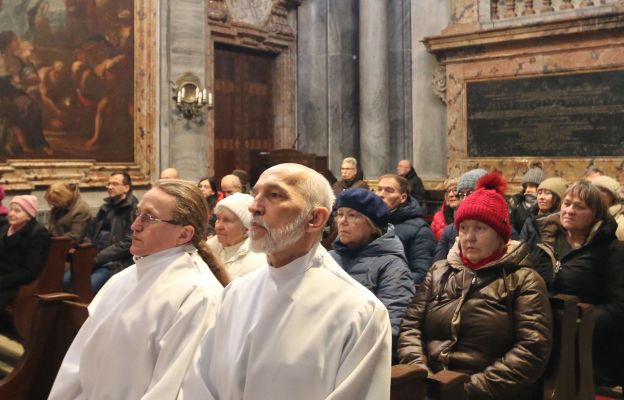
[457,169,488,192]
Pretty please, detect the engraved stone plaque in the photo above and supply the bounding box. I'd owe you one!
[467,70,624,157]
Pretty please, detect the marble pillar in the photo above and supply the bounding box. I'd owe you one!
[327,0,360,173]
[160,0,210,182]
[388,0,412,167]
[297,0,359,175]
[297,0,329,155]
[359,0,390,179]
[411,0,451,179]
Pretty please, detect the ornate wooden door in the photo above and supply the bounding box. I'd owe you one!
[214,44,275,182]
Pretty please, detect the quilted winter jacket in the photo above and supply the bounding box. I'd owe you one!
[330,229,414,346]
[389,198,436,285]
[398,240,552,400]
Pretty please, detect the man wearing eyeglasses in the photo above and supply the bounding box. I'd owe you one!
[332,157,369,196]
[89,170,138,291]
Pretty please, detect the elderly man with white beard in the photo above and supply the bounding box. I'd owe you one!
[178,163,392,400]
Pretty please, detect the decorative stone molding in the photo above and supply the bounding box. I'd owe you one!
[208,0,229,22]
[432,65,447,105]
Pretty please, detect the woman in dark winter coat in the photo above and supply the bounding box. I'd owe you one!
[329,188,414,355]
[0,195,51,309]
[45,182,93,245]
[519,177,567,248]
[398,174,552,400]
[508,164,545,234]
[530,181,624,385]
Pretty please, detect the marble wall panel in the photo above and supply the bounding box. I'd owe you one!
[411,0,452,179]
[162,0,210,182]
[429,19,624,190]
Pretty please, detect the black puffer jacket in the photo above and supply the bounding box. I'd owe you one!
[398,241,552,400]
[389,198,436,285]
[530,213,624,383]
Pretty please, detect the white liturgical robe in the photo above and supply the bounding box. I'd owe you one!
[49,245,223,400]
[179,243,392,400]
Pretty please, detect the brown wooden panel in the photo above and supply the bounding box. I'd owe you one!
[214,44,274,181]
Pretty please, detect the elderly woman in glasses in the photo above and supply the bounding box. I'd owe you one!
[431,178,459,241]
[399,174,552,400]
[329,188,414,360]
[50,180,229,400]
[530,181,624,386]
[434,169,488,262]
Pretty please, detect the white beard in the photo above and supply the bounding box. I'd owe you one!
[250,213,307,254]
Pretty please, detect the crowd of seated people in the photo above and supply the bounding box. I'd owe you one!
[1,159,624,399]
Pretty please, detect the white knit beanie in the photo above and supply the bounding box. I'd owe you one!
[214,192,254,228]
[592,176,622,201]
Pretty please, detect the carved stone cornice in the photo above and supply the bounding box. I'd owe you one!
[424,12,624,57]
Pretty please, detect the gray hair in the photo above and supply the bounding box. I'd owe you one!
[342,157,358,167]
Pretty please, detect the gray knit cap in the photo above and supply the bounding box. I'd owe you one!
[457,169,488,192]
[521,167,545,187]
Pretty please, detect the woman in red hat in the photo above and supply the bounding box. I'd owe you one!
[398,173,552,400]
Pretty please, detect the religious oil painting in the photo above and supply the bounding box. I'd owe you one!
[0,0,134,163]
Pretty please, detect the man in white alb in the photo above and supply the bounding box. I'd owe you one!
[49,180,229,400]
[180,163,392,400]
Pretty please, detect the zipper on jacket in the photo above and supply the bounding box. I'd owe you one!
[554,260,561,274]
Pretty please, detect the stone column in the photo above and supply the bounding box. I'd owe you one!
[359,0,390,179]
[160,0,209,182]
[297,0,329,155]
[388,0,412,165]
[327,0,360,174]
[411,0,451,178]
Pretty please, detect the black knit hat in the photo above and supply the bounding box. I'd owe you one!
[336,188,390,229]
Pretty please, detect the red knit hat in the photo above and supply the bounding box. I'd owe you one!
[454,173,511,243]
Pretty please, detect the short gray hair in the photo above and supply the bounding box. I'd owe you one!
[342,157,358,167]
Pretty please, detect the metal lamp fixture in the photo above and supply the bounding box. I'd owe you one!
[171,72,213,120]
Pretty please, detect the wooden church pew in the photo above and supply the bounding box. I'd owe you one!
[390,363,428,400]
[68,243,98,303]
[6,237,72,342]
[0,293,87,399]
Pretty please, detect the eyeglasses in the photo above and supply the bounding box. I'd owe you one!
[134,211,177,225]
[336,210,364,223]
[458,190,473,199]
[446,188,458,195]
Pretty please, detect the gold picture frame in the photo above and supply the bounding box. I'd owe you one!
[0,1,156,190]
